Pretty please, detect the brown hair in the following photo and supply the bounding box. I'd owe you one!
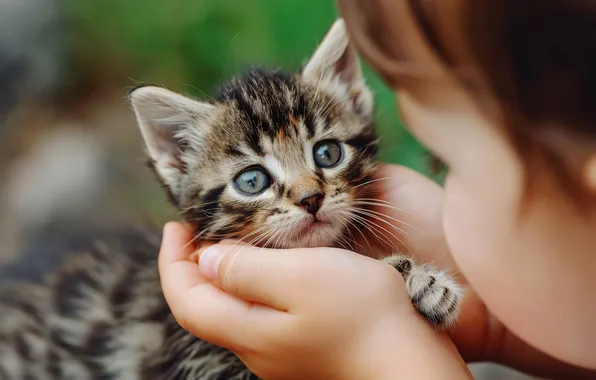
[337,0,596,203]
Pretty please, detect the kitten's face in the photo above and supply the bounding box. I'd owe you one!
[130,20,378,248]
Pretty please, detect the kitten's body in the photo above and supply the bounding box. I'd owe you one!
[0,228,254,379]
[0,20,461,379]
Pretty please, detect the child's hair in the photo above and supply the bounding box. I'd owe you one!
[337,0,596,202]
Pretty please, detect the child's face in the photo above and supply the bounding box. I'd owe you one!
[396,82,596,367]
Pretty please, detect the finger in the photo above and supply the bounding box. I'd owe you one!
[158,222,196,265]
[191,240,218,263]
[198,244,374,311]
[158,221,209,295]
[198,244,295,310]
[192,239,249,263]
[191,239,249,263]
[173,280,289,351]
[198,244,320,310]
[158,223,288,349]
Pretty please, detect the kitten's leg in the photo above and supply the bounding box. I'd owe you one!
[382,254,462,328]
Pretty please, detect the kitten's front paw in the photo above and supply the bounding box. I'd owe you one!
[383,255,462,329]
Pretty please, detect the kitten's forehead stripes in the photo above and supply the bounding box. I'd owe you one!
[217,68,318,145]
[226,145,246,158]
[289,114,300,130]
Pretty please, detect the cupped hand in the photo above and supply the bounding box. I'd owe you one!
[158,221,470,380]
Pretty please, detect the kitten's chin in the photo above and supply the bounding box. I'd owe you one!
[282,222,345,249]
[259,211,348,249]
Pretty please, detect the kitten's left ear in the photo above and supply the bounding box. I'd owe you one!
[302,19,373,117]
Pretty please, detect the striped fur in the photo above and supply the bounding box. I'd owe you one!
[0,229,255,379]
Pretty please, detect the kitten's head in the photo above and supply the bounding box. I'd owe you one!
[129,19,378,248]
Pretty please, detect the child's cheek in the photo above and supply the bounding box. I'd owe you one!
[442,176,493,269]
[441,141,524,277]
[441,173,519,293]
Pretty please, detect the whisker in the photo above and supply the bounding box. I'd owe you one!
[247,229,277,248]
[336,210,373,255]
[335,240,349,251]
[330,215,351,250]
[348,208,405,242]
[223,228,279,285]
[178,228,209,254]
[347,212,404,256]
[248,224,284,248]
[222,225,270,253]
[349,217,386,259]
[183,207,223,221]
[353,198,412,214]
[352,201,416,221]
[350,208,411,254]
[339,213,369,253]
[178,200,220,213]
[335,215,361,252]
[351,207,411,235]
[352,176,400,190]
[340,211,393,258]
[321,94,356,117]
[270,227,288,250]
[262,226,285,249]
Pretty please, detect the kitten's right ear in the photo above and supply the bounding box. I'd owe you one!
[302,19,373,117]
[129,86,215,196]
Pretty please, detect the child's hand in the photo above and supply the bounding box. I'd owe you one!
[158,222,471,380]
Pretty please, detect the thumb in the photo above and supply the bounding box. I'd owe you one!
[158,226,285,349]
[198,243,320,311]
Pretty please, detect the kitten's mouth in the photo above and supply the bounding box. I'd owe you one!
[277,213,342,248]
[302,219,324,233]
[294,215,332,236]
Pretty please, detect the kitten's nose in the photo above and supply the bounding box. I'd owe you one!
[297,193,324,215]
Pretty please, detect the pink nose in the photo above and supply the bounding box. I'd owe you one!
[297,193,324,215]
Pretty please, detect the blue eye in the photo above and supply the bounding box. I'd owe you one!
[234,167,271,195]
[313,140,343,168]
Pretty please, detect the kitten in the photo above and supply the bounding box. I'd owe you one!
[0,20,461,379]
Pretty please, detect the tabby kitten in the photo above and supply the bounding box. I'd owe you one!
[0,20,461,379]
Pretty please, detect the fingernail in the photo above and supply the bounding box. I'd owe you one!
[199,246,226,280]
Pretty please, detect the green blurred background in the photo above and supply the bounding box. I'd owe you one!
[66,0,431,170]
[0,0,437,257]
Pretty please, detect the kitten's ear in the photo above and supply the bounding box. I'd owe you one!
[302,19,373,117]
[129,86,215,197]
